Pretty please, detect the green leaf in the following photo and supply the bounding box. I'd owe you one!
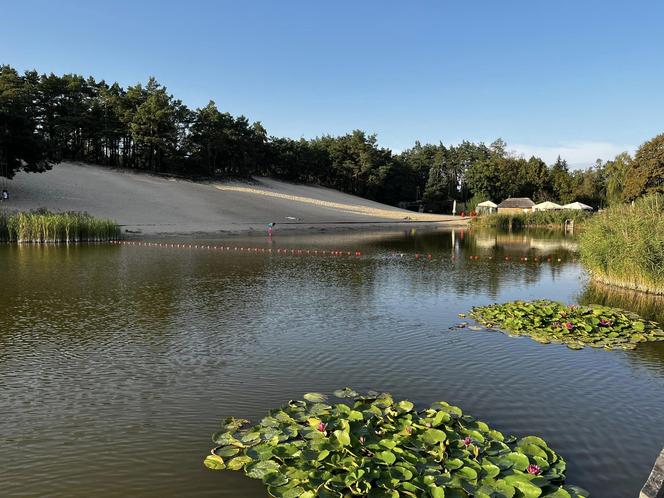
[245,460,281,479]
[303,392,327,403]
[541,488,571,498]
[422,428,447,445]
[429,485,445,498]
[397,400,414,412]
[212,445,239,458]
[334,429,351,446]
[203,454,225,470]
[504,475,542,498]
[348,410,364,421]
[375,450,397,465]
[226,455,252,470]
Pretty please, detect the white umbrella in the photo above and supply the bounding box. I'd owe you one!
[477,200,498,208]
[532,201,562,211]
[562,202,593,211]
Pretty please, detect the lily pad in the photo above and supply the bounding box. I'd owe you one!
[204,389,586,497]
[469,300,663,351]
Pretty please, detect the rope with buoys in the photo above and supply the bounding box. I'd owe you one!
[109,240,575,263]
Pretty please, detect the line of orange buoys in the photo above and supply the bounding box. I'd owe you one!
[111,240,573,263]
[111,240,361,257]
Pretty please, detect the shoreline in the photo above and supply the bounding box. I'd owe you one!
[3,162,468,238]
[588,273,664,296]
[117,218,469,240]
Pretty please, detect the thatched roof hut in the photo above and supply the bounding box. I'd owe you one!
[497,197,535,213]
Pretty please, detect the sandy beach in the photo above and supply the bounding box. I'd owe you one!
[2,162,466,237]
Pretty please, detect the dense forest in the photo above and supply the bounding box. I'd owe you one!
[1,65,662,210]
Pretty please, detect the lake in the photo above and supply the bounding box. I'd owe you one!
[1,227,663,497]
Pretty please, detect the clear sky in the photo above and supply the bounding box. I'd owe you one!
[2,0,663,167]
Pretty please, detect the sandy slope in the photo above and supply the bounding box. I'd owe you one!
[2,162,462,236]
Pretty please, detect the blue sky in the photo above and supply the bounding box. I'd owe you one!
[2,0,663,167]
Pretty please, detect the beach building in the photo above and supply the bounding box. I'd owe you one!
[496,197,535,214]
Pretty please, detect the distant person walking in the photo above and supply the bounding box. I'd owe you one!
[1,189,8,201]
[267,222,275,237]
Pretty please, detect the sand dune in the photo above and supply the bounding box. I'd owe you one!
[2,162,462,236]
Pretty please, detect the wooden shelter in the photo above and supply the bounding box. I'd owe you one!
[496,197,535,214]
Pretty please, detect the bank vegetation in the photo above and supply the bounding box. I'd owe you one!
[472,210,591,229]
[579,195,664,294]
[0,209,119,243]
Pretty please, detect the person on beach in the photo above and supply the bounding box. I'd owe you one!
[1,189,8,201]
[267,222,275,237]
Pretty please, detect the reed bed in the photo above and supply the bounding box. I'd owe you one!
[472,209,591,229]
[0,209,120,243]
[579,194,664,295]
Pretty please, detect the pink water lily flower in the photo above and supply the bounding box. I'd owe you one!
[599,319,612,327]
[317,422,328,432]
[405,426,413,434]
[565,322,574,330]
[463,437,472,446]
[527,464,542,475]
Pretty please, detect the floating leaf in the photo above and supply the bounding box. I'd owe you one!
[422,428,447,445]
[375,450,397,465]
[303,392,327,403]
[204,390,584,497]
[469,300,663,351]
[203,454,225,470]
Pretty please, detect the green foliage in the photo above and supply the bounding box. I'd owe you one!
[188,100,267,178]
[0,65,51,178]
[465,154,550,204]
[472,210,591,229]
[579,194,664,294]
[469,300,664,350]
[2,64,659,213]
[0,209,119,243]
[622,133,664,201]
[205,389,588,497]
[604,152,632,206]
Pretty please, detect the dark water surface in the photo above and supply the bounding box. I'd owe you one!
[1,228,663,497]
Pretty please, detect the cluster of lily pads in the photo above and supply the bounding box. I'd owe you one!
[468,300,664,350]
[204,388,588,497]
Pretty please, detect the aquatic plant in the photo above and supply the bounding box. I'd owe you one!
[0,209,119,243]
[472,210,591,230]
[469,300,664,350]
[204,389,589,497]
[579,194,664,295]
[579,281,664,326]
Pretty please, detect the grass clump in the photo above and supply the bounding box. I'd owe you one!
[473,210,591,229]
[205,389,588,497]
[579,194,664,294]
[0,209,119,243]
[469,300,664,350]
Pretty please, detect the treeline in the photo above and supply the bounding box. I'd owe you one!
[1,65,662,210]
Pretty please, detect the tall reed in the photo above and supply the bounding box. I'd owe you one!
[472,209,591,229]
[579,194,664,294]
[0,209,120,243]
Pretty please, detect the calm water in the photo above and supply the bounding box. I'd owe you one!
[1,228,663,497]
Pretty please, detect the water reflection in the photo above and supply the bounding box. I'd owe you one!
[0,228,663,498]
[579,280,664,326]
